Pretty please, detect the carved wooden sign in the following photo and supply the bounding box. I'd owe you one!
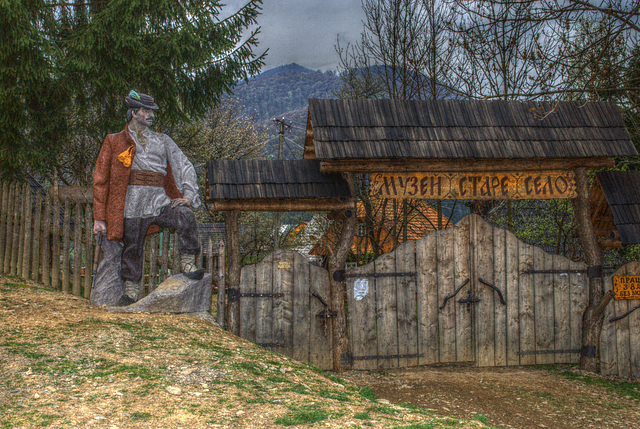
[613,276,640,300]
[369,171,576,200]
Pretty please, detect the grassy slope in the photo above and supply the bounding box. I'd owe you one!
[0,277,488,429]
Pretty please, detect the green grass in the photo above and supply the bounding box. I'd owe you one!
[392,424,438,429]
[551,366,640,401]
[354,411,370,419]
[1,341,47,359]
[235,361,264,375]
[369,404,400,415]
[359,386,377,401]
[471,414,490,424]
[319,389,351,402]
[130,411,152,421]
[282,384,311,395]
[274,403,329,426]
[189,340,234,357]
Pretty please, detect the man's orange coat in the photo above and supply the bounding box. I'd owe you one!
[93,125,183,241]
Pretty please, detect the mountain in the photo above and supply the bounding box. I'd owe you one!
[231,63,342,158]
[230,63,459,159]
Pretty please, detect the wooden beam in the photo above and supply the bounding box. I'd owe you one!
[208,198,356,212]
[224,211,241,336]
[320,157,614,173]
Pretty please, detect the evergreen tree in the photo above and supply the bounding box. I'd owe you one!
[0,0,265,182]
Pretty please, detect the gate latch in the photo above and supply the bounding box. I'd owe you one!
[458,289,480,312]
[312,292,337,318]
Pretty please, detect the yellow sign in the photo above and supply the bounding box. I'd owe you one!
[369,171,576,200]
[278,261,291,269]
[613,276,640,300]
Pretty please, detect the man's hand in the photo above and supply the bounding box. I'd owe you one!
[93,220,107,234]
[171,197,192,208]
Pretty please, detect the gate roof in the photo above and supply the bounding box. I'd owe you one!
[205,159,354,212]
[304,99,637,173]
[592,171,640,246]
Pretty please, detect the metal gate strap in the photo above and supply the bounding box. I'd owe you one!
[258,343,284,348]
[239,292,284,298]
[439,278,470,309]
[523,269,586,274]
[519,349,581,355]
[609,304,640,323]
[478,277,506,305]
[352,353,423,360]
[344,272,416,278]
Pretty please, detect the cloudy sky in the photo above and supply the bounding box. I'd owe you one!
[224,0,366,72]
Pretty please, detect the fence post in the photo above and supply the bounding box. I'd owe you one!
[161,230,170,282]
[3,183,15,274]
[22,184,33,279]
[72,203,82,296]
[217,239,226,328]
[31,190,42,282]
[10,183,21,275]
[61,198,71,293]
[224,211,240,335]
[42,192,52,287]
[147,235,157,292]
[17,183,28,276]
[51,184,61,289]
[172,231,180,275]
[206,237,214,279]
[0,182,7,269]
[84,202,93,298]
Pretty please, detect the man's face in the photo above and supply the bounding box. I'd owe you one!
[132,107,155,128]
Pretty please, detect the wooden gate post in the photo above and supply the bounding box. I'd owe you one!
[327,173,357,372]
[571,168,613,372]
[217,240,226,327]
[225,210,241,336]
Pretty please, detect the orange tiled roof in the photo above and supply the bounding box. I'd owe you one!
[310,197,450,257]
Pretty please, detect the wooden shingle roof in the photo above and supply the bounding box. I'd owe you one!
[594,171,640,245]
[305,99,637,172]
[205,159,354,212]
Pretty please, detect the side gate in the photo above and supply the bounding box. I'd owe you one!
[238,249,334,370]
[346,214,591,370]
[600,262,640,379]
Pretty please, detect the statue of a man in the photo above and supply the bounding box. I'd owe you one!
[93,91,203,306]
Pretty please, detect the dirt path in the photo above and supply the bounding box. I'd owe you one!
[343,365,640,429]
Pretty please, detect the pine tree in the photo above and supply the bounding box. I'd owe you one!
[0,0,265,182]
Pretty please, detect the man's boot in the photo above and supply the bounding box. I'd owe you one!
[181,254,204,280]
[116,280,139,306]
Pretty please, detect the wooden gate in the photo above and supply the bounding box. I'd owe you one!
[238,249,333,369]
[238,217,638,378]
[346,214,590,369]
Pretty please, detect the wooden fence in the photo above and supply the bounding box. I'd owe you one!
[0,181,220,299]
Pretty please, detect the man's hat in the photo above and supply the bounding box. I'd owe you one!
[125,90,159,110]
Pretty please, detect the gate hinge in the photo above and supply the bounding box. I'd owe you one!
[316,309,338,319]
[258,343,284,348]
[352,353,423,361]
[519,349,581,355]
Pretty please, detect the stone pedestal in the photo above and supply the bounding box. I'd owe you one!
[106,273,213,314]
[89,239,125,307]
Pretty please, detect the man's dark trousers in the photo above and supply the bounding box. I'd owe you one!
[121,205,200,283]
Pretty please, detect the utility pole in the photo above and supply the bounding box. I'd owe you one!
[272,117,291,249]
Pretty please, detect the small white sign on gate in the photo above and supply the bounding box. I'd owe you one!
[354,278,369,301]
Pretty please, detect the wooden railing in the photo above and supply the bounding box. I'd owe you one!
[0,181,221,299]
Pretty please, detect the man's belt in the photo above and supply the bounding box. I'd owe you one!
[129,170,165,187]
